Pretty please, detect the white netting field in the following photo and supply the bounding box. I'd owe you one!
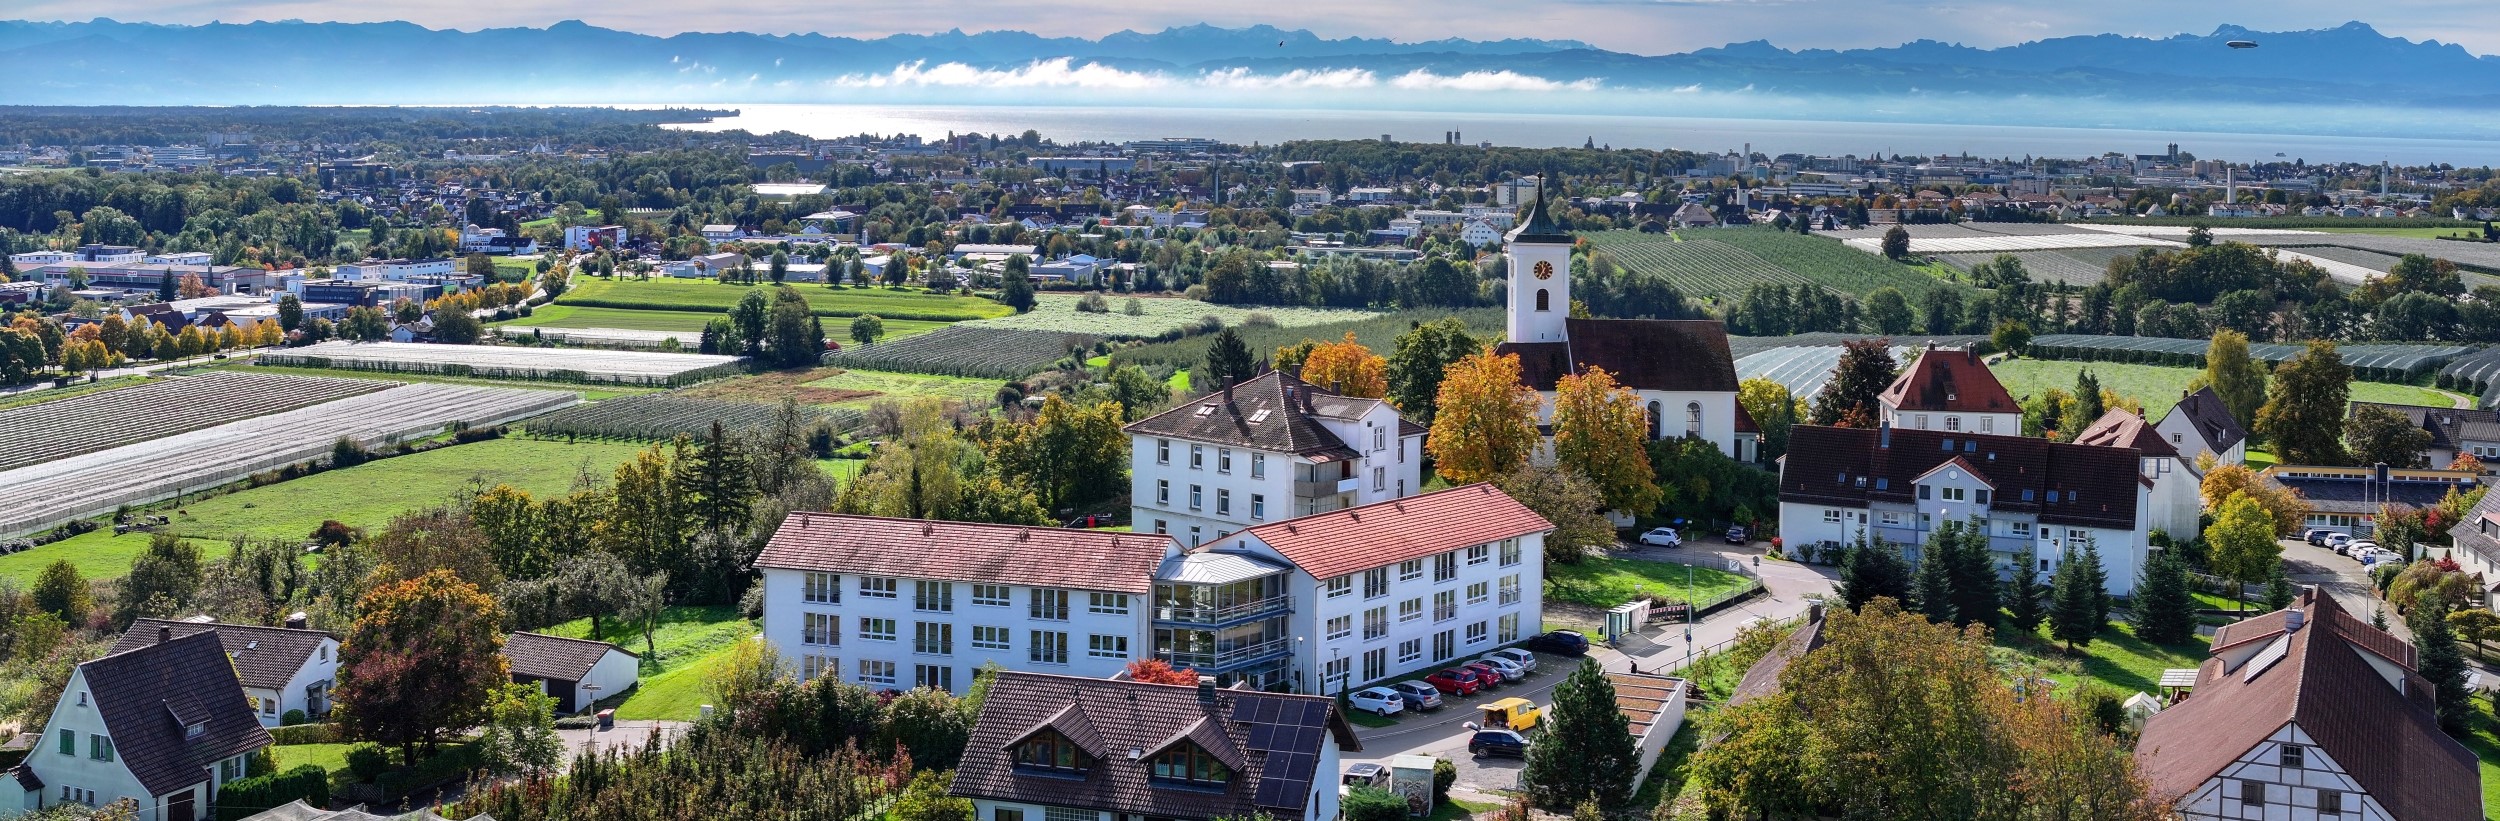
[0,372,396,471]
[0,383,578,538]
[258,341,743,386]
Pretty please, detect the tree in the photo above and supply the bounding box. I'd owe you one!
[767,286,817,367]
[1521,659,1638,815]
[1298,333,1387,399]
[2346,404,2432,468]
[1201,327,1254,388]
[1990,319,2032,357]
[1880,225,1911,260]
[1123,658,1200,685]
[769,250,790,284]
[2129,547,2198,645]
[893,772,976,821]
[112,534,203,629]
[276,294,304,332]
[2198,329,2269,432]
[2003,567,2045,634]
[2047,544,2104,651]
[2413,592,2472,735]
[1736,377,1804,462]
[1551,366,1662,514]
[1688,692,1814,820]
[1385,317,1481,425]
[2198,464,2305,536]
[1913,528,1957,624]
[466,253,499,280]
[1000,254,1038,313]
[477,683,564,776]
[2450,608,2500,662]
[1427,348,1542,485]
[1835,533,1913,611]
[31,560,89,624]
[430,307,482,344]
[2205,491,2283,612]
[678,421,756,535]
[2256,340,2352,465]
[1865,287,1915,334]
[1491,469,1613,565]
[880,686,970,770]
[2073,369,2106,426]
[1808,338,1898,428]
[158,269,176,301]
[334,570,509,762]
[730,289,770,357]
[981,394,1128,511]
[851,314,886,346]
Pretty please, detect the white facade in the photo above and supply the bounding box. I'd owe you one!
[2171,724,2389,821]
[1129,405,1422,548]
[760,568,1152,695]
[543,648,640,714]
[24,669,254,821]
[1879,403,2020,438]
[143,252,212,266]
[1506,231,1571,343]
[2156,408,2247,466]
[1777,462,2149,597]
[1229,532,1544,694]
[563,225,627,252]
[2140,453,2204,540]
[1458,220,1503,247]
[336,258,456,282]
[248,640,338,728]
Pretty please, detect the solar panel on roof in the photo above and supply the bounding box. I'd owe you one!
[1245,721,1275,749]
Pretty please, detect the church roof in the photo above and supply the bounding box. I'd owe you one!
[1497,318,1740,394]
[1507,185,1573,245]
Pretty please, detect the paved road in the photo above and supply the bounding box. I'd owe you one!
[557,718,689,761]
[1343,542,1837,796]
[0,348,272,400]
[2278,537,2402,637]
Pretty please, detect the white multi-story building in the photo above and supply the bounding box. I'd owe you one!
[142,252,213,266]
[2073,410,2206,541]
[755,514,1174,695]
[1458,220,1503,247]
[335,257,457,283]
[1877,344,2023,436]
[563,224,627,252]
[1125,371,1423,548]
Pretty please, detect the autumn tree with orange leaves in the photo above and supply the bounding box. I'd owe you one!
[1124,658,1201,685]
[1551,366,1662,513]
[1298,333,1388,399]
[1426,347,1541,485]
[334,570,510,762]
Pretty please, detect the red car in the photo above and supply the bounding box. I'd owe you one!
[1425,668,1483,696]
[1463,661,1507,688]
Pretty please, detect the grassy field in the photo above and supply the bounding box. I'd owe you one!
[560,278,1012,321]
[675,366,998,408]
[499,305,718,332]
[1545,555,1754,609]
[1593,226,1967,303]
[545,605,757,720]
[1994,621,2210,696]
[0,438,650,584]
[963,294,1378,339]
[1991,359,2464,418]
[272,742,353,775]
[212,362,657,401]
[0,375,155,411]
[803,368,1002,408]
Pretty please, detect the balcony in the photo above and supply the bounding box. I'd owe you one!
[1156,594,1292,627]
[1159,636,1296,671]
[1293,476,1363,497]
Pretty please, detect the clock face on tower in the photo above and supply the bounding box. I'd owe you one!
[1533,261,1554,280]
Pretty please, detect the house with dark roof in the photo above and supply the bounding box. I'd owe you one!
[2073,409,2205,539]
[2261,463,2481,541]
[1125,370,1423,548]
[2443,489,2500,611]
[500,633,638,714]
[1776,424,2152,594]
[1491,190,1757,464]
[107,619,338,728]
[949,672,1360,821]
[1876,344,2020,437]
[2348,401,2500,471]
[1,630,272,821]
[2155,386,2249,466]
[2134,588,2481,820]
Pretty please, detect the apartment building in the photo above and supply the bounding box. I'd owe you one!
[1125,371,1423,547]
[1877,344,2022,436]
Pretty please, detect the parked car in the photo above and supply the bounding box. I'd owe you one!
[1638,527,1683,548]
[1463,661,1507,688]
[1485,647,1539,674]
[1474,655,1529,680]
[1467,728,1530,758]
[2326,533,2353,551]
[1390,680,1445,712]
[1521,630,1590,656]
[2347,541,2381,561]
[1725,525,1749,545]
[2303,528,2344,546]
[1480,697,1541,732]
[1425,668,1484,696]
[1346,686,1405,717]
[1341,763,1390,794]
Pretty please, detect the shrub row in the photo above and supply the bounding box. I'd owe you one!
[557,296,994,323]
[267,723,339,745]
[215,764,329,821]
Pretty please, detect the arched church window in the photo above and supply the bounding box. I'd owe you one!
[1535,289,1550,311]
[1686,402,1702,437]
[1647,401,1662,439]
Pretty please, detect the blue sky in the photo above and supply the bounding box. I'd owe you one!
[21,0,2499,55]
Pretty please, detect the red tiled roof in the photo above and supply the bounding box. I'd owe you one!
[1780,425,2142,529]
[2072,409,2179,458]
[1238,484,1552,580]
[757,513,1174,594]
[1877,345,2017,415]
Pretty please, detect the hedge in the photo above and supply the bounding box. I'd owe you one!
[216,764,329,821]
[268,723,339,745]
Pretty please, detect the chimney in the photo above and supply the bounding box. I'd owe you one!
[158,625,172,645]
[1196,675,1218,707]
[1223,378,1235,404]
[284,611,308,630]
[2285,607,2305,632]
[1878,421,1892,450]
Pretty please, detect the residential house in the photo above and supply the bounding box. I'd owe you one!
[1124,370,1423,547]
[105,619,338,728]
[2260,464,2480,540]
[699,224,744,241]
[501,632,639,714]
[0,631,272,821]
[1777,424,2150,594]
[2134,589,2481,821]
[1493,192,1757,462]
[562,225,627,252]
[2073,410,2204,539]
[1877,344,2021,436]
[1456,220,1503,248]
[2156,387,2249,466]
[756,514,1174,695]
[948,672,1359,821]
[2442,490,2500,610]
[2347,402,2500,470]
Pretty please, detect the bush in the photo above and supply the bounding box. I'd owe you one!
[372,743,484,799]
[1345,786,1409,821]
[215,764,329,821]
[1433,757,1456,804]
[268,723,338,745]
[345,744,391,782]
[280,709,309,727]
[1075,292,1110,313]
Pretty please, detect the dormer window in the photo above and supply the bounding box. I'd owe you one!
[185,721,206,740]
[1013,730,1090,773]
[1150,742,1233,786]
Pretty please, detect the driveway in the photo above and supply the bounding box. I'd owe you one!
[557,719,690,762]
[2278,538,2402,637]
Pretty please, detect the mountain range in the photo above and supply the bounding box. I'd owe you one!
[2,18,2497,109]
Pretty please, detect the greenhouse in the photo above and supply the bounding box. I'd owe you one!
[2027,335,2473,382]
[259,341,744,386]
[493,326,698,351]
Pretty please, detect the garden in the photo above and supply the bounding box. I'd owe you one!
[1544,555,1756,611]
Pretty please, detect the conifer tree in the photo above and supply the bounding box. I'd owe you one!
[1836,532,1913,611]
[1945,522,2000,629]
[1913,530,1957,624]
[2002,569,2045,634]
[2128,548,2197,645]
[1521,659,1638,815]
[2413,593,2471,735]
[2047,547,2102,651]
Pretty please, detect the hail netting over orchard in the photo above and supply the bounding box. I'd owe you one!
[527,394,863,442]
[259,341,744,386]
[0,383,576,538]
[2026,335,2473,382]
[0,372,393,471]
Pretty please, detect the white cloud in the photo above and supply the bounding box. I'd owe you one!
[833,58,1164,89]
[1386,69,1600,92]
[1196,66,1379,90]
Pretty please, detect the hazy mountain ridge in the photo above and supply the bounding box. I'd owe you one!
[0,18,2493,107]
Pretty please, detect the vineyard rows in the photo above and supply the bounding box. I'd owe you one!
[0,383,577,538]
[962,294,1377,339]
[826,326,1074,379]
[1594,238,1817,300]
[0,372,393,471]
[1659,227,1965,300]
[1843,231,2175,255]
[261,341,745,387]
[1934,249,2127,286]
[527,394,863,441]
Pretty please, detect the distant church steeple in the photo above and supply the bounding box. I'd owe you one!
[1505,182,1574,344]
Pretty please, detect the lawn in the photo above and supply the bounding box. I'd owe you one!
[559,278,1012,321]
[0,438,651,583]
[1993,621,2210,696]
[272,742,354,775]
[802,368,1004,408]
[540,604,755,720]
[2244,449,2279,470]
[499,305,719,333]
[1990,359,2464,418]
[2459,695,2500,816]
[1544,555,1754,609]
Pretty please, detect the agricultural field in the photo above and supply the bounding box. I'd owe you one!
[0,437,651,584]
[1112,308,1507,373]
[824,326,1076,379]
[262,341,744,387]
[1935,248,2131,286]
[215,363,654,402]
[0,375,155,411]
[1588,237,1819,302]
[1649,227,1966,300]
[800,369,1005,408]
[1736,345,1918,400]
[0,383,578,539]
[558,278,1013,322]
[0,372,392,471]
[1989,359,2464,418]
[961,293,1377,339]
[498,305,717,333]
[526,394,862,441]
[2026,335,2474,382]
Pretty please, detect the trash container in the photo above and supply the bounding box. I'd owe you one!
[596,709,615,731]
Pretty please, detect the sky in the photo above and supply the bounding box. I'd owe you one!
[17,0,2500,55]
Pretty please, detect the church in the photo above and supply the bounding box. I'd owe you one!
[1491,190,1759,463]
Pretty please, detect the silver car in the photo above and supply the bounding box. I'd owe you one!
[1484,648,1539,674]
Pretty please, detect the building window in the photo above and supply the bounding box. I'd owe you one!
[2011,522,2033,538]
[1942,487,1966,502]
[804,572,840,604]
[1687,402,1702,436]
[914,622,952,655]
[1324,657,1351,689]
[861,618,896,642]
[1373,466,1386,491]
[1499,613,1521,642]
[1944,416,1961,432]
[1217,488,1231,515]
[1823,509,1843,523]
[860,659,898,685]
[1324,575,1353,598]
[860,577,898,599]
[1251,453,1266,479]
[1434,552,1458,582]
[2317,789,2342,815]
[1467,544,1490,565]
[915,664,953,691]
[1499,574,1523,605]
[1399,560,1424,582]
[1535,288,1550,311]
[1434,590,1458,622]
[1157,479,1170,505]
[1919,484,1932,500]
[1326,615,1353,641]
[1648,400,1663,439]
[973,584,1012,607]
[1031,589,1069,621]
[1016,732,1091,774]
[914,581,953,612]
[972,626,1011,650]
[1397,639,1423,664]
[1154,519,1168,534]
[1364,568,1390,598]
[1157,439,1171,464]
[1979,417,1995,434]
[1915,414,1929,430]
[1087,634,1130,659]
[56,729,71,756]
[2279,744,2305,769]
[1218,449,1232,473]
[1976,489,1991,505]
[803,613,839,646]
[1088,592,1130,615]
[1251,494,1266,520]
[1374,427,1388,452]
[1432,630,1456,661]
[1466,621,1489,645]
[1467,581,1490,605]
[1190,444,1204,469]
[2239,780,2265,807]
[801,654,836,681]
[1399,598,1424,622]
[1042,806,1098,821]
[1150,743,1233,785]
[1030,631,1069,664]
[1190,485,1203,510]
[1363,607,1389,640]
[995,809,1025,821]
[1363,648,1387,680]
[1500,539,1521,566]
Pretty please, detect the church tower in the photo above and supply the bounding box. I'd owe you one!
[1505,184,1574,343]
